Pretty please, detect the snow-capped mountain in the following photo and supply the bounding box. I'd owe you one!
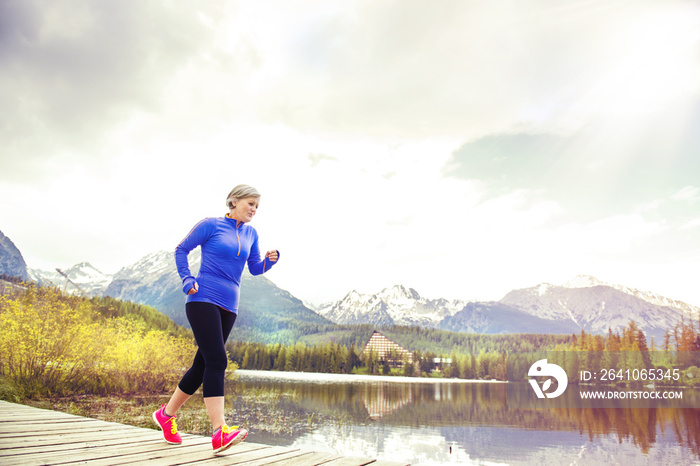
[563,274,700,318]
[438,301,580,335]
[29,262,112,296]
[103,250,195,317]
[101,248,329,331]
[321,276,696,339]
[318,285,466,327]
[16,243,328,334]
[500,284,681,339]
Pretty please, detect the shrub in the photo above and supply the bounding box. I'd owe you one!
[0,286,195,399]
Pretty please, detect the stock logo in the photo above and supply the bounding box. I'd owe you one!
[528,359,568,399]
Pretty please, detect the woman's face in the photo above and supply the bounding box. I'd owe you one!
[233,196,259,223]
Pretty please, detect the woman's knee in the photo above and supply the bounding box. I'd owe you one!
[208,352,228,371]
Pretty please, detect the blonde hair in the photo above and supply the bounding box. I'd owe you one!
[226,184,261,209]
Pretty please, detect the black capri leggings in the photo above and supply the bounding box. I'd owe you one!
[178,301,237,398]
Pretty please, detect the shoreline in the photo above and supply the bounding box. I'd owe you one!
[235,369,506,384]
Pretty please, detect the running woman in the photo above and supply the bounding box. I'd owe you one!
[152,184,279,453]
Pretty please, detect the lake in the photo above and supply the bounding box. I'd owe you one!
[229,370,699,465]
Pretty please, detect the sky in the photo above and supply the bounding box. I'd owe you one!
[1,0,699,307]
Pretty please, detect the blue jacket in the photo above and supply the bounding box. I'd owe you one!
[175,215,278,313]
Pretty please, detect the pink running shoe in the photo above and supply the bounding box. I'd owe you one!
[152,404,182,445]
[212,424,247,453]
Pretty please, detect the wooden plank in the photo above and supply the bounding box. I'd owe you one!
[0,402,41,411]
[0,430,203,452]
[0,414,94,423]
[0,437,163,458]
[0,418,92,427]
[0,412,85,420]
[191,445,303,465]
[0,418,97,426]
[0,417,84,425]
[0,406,79,417]
[250,450,342,466]
[0,422,138,439]
[0,410,93,424]
[0,406,70,413]
[1,419,133,432]
[323,457,380,466]
[63,441,270,466]
[0,433,161,451]
[231,449,316,466]
[0,428,157,447]
[0,404,82,415]
[2,437,213,466]
[304,453,347,466]
[0,419,107,433]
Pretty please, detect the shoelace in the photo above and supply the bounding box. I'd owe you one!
[169,417,178,435]
[221,425,239,435]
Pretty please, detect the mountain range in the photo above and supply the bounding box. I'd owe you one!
[2,227,697,341]
[25,244,330,340]
[317,278,697,340]
[318,285,467,328]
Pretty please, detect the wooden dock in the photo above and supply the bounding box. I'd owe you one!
[0,401,407,465]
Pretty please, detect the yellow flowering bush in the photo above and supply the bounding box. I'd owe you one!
[99,318,195,393]
[0,286,195,398]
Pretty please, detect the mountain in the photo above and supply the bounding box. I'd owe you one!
[29,262,112,296]
[563,274,700,317]
[103,249,332,341]
[317,285,467,327]
[0,229,29,281]
[323,277,696,340]
[438,301,581,335]
[104,250,183,319]
[499,281,686,340]
[16,240,330,342]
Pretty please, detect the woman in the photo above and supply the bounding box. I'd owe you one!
[152,184,279,453]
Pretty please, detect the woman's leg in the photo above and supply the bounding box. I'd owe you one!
[164,387,191,417]
[178,302,237,429]
[204,396,226,429]
[204,308,236,429]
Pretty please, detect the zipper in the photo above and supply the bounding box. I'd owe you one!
[235,223,241,256]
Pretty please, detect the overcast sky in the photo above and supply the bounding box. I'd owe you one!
[1,0,699,307]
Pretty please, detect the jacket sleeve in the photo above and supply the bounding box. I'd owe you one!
[247,230,279,276]
[175,218,215,294]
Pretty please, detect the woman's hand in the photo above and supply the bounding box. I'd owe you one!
[187,281,199,295]
[265,250,279,262]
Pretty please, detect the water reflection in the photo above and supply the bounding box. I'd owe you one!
[361,383,413,419]
[231,372,700,465]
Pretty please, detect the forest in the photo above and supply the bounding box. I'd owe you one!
[226,332,572,380]
[228,319,700,383]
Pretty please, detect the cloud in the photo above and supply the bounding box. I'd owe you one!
[680,219,700,231]
[0,0,224,178]
[444,94,700,218]
[228,0,700,139]
[308,152,337,167]
[2,0,700,307]
[672,186,700,203]
[443,132,571,188]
